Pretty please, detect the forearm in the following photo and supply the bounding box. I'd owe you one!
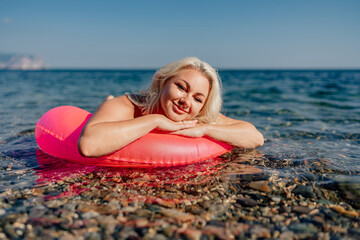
[204,122,264,149]
[78,115,159,157]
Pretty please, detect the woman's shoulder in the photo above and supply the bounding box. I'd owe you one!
[91,95,136,122]
[101,95,134,110]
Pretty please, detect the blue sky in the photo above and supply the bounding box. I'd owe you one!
[1,0,359,69]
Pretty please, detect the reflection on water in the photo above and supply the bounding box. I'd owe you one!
[35,149,262,203]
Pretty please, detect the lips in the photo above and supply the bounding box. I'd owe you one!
[172,102,188,114]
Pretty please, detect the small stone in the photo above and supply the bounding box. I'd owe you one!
[148,204,161,213]
[121,206,137,213]
[237,196,258,207]
[279,206,291,213]
[0,232,8,240]
[29,205,47,218]
[250,225,271,239]
[248,181,271,193]
[271,196,281,204]
[272,215,285,222]
[4,224,18,238]
[279,231,296,240]
[77,204,93,213]
[45,200,65,209]
[108,199,120,209]
[161,208,195,222]
[59,232,77,240]
[143,228,157,239]
[151,234,167,240]
[135,218,149,228]
[260,207,270,215]
[273,230,280,238]
[0,209,6,216]
[202,225,228,240]
[317,232,330,240]
[135,209,152,218]
[312,215,326,227]
[292,206,312,214]
[330,205,360,218]
[162,226,175,237]
[183,229,202,240]
[84,231,101,240]
[289,223,318,238]
[99,215,117,235]
[309,209,319,215]
[292,185,315,198]
[81,210,100,220]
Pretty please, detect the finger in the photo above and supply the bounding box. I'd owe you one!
[178,120,197,125]
[176,122,196,129]
[171,130,195,137]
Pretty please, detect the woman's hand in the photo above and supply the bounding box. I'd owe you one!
[155,115,198,132]
[171,124,207,138]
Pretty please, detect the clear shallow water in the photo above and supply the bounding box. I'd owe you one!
[0,70,360,238]
[1,69,359,191]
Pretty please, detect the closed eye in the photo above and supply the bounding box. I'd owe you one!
[194,97,202,103]
[176,83,186,91]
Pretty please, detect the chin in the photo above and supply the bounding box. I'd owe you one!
[166,113,183,122]
[164,109,185,122]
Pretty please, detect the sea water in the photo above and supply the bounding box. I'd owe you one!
[1,69,359,193]
[0,69,359,238]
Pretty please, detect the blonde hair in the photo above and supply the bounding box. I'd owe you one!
[142,57,222,123]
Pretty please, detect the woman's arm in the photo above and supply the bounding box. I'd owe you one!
[172,114,264,148]
[78,96,197,157]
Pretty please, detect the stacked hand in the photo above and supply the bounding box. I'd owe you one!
[155,115,207,138]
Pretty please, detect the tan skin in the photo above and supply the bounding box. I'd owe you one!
[78,68,264,157]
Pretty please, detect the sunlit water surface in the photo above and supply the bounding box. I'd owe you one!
[0,70,359,238]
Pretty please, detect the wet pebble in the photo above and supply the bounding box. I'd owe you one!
[279,231,296,240]
[29,205,47,218]
[161,208,195,222]
[270,196,282,204]
[81,210,100,220]
[183,229,202,240]
[248,181,271,193]
[237,196,258,207]
[289,223,318,238]
[1,148,359,240]
[292,206,312,214]
[292,185,316,198]
[329,205,359,218]
[250,225,271,239]
[0,209,5,216]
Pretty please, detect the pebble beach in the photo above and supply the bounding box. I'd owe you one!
[1,70,359,239]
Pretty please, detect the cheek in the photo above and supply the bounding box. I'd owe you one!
[164,86,182,101]
[192,103,203,116]
[159,87,173,110]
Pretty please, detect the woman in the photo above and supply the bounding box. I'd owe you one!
[78,57,264,157]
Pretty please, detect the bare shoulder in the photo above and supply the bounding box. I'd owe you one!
[87,95,135,126]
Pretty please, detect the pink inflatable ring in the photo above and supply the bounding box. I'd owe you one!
[35,106,233,167]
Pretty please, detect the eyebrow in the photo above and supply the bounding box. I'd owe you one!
[179,79,206,98]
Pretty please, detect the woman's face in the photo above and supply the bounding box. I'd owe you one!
[160,68,210,121]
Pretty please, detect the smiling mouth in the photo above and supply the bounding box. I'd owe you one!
[172,102,188,114]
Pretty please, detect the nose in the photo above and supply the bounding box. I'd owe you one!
[179,96,191,109]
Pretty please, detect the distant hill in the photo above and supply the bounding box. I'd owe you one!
[0,53,48,70]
